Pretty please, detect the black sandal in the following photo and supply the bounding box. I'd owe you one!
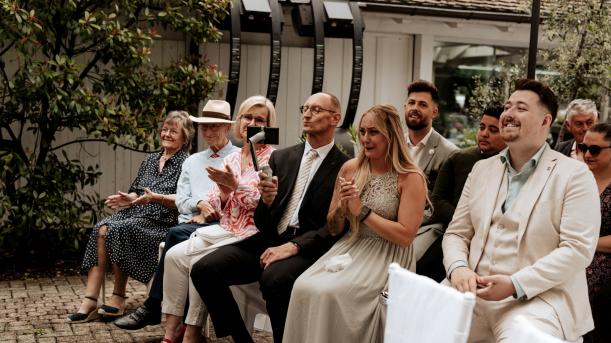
[67,296,100,323]
[98,292,127,317]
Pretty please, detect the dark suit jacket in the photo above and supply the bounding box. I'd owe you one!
[254,143,350,258]
[555,139,574,157]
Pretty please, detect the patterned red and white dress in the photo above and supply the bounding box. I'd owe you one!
[207,144,274,238]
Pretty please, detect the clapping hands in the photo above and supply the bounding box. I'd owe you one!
[132,187,159,205]
[105,191,137,209]
[207,165,239,196]
[338,176,361,216]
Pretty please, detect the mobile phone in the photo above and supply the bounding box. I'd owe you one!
[247,126,279,145]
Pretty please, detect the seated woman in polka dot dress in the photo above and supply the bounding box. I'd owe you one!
[160,96,276,343]
[68,111,194,323]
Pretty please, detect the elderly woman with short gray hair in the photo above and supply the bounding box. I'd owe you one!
[68,110,193,323]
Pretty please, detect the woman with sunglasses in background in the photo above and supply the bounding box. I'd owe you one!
[579,122,611,343]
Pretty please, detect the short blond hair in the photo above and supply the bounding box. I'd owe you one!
[233,95,277,139]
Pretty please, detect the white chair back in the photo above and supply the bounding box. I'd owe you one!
[511,315,567,343]
[385,263,475,343]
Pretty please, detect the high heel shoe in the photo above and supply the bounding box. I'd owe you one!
[98,292,127,318]
[67,296,100,323]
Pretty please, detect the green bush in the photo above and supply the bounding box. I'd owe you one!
[0,0,230,260]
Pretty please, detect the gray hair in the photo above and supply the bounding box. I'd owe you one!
[164,110,195,152]
[565,99,598,121]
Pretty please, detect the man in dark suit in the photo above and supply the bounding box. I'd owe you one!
[190,92,349,343]
[555,99,597,158]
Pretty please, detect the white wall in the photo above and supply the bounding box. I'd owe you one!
[8,9,537,199]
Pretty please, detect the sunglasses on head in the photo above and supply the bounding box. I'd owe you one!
[577,143,611,156]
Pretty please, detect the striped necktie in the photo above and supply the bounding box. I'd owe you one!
[277,149,319,235]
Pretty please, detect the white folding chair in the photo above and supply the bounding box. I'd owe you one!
[511,315,567,343]
[384,263,475,343]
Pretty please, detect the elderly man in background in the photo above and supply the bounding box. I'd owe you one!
[190,92,349,343]
[443,79,600,342]
[418,106,507,281]
[114,100,239,330]
[555,99,598,158]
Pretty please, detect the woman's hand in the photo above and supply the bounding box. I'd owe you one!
[207,165,239,196]
[339,177,361,216]
[131,187,158,205]
[105,191,137,209]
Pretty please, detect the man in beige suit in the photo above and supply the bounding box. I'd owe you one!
[443,79,600,342]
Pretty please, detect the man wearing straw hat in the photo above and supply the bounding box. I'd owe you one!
[114,100,239,330]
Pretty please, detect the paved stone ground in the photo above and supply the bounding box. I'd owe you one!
[0,275,272,342]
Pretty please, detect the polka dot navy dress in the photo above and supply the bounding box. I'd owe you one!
[81,150,188,283]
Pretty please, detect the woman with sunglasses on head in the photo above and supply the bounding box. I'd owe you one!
[160,95,276,343]
[579,122,611,343]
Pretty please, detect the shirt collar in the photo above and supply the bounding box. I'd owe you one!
[304,139,335,160]
[407,127,434,148]
[500,143,547,175]
[206,140,234,158]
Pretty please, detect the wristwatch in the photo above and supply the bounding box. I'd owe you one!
[357,205,372,222]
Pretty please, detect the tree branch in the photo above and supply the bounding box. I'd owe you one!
[50,138,155,153]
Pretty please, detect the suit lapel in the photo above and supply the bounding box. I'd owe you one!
[301,145,342,204]
[472,156,506,266]
[278,144,305,207]
[513,149,557,247]
[418,130,440,172]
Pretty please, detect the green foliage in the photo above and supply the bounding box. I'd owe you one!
[465,61,526,122]
[0,0,230,259]
[540,0,611,104]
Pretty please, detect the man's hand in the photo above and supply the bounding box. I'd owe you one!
[450,266,479,294]
[475,275,516,301]
[259,243,299,269]
[258,172,278,206]
[190,200,220,223]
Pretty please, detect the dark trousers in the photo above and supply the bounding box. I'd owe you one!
[145,223,204,312]
[190,233,316,343]
[416,235,446,282]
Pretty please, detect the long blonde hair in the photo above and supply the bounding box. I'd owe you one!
[327,104,428,237]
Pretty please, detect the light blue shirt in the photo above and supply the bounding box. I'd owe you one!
[500,143,547,299]
[175,141,239,223]
[500,143,547,213]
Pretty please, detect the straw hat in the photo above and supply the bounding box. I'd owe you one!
[189,100,235,124]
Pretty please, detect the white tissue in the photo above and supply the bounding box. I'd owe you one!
[324,253,353,272]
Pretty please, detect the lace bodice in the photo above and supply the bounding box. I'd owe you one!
[358,172,399,239]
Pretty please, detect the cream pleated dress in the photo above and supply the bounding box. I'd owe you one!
[283,171,416,343]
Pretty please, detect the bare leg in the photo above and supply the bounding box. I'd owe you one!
[163,313,183,341]
[77,225,108,313]
[108,263,128,310]
[183,324,206,343]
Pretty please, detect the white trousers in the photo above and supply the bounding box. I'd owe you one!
[469,297,582,343]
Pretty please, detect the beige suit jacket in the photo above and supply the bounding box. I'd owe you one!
[442,147,600,341]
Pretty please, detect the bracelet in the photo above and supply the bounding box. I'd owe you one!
[357,205,372,222]
[160,194,166,207]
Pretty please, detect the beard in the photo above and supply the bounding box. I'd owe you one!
[405,112,430,131]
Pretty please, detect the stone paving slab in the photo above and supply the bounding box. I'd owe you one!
[0,275,272,342]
